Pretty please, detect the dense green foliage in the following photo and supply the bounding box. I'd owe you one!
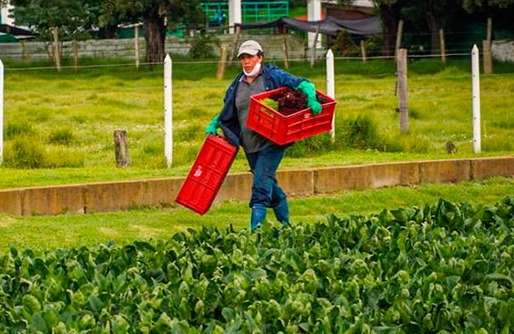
[8,0,100,39]
[188,34,219,59]
[1,197,513,332]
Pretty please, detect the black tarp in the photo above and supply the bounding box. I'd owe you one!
[0,24,34,37]
[235,16,381,36]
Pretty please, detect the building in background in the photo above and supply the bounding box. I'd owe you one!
[1,2,34,43]
[0,1,14,25]
[324,0,375,20]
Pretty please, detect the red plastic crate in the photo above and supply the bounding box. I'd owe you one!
[247,87,337,145]
[175,135,237,215]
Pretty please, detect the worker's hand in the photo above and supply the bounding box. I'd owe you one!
[205,114,221,135]
[296,81,322,115]
[308,99,322,115]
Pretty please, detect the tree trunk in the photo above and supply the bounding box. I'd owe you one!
[144,14,166,64]
[427,12,439,55]
[379,5,397,57]
[99,25,117,39]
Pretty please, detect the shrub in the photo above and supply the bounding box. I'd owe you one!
[409,108,420,119]
[399,134,432,153]
[4,122,34,140]
[44,146,85,168]
[330,30,359,56]
[48,128,75,145]
[188,33,219,59]
[4,137,45,168]
[381,132,433,153]
[286,133,333,158]
[341,115,382,150]
[379,133,404,152]
[482,134,514,151]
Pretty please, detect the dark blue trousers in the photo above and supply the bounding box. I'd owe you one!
[245,146,289,230]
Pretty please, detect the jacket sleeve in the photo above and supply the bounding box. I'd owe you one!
[270,66,305,89]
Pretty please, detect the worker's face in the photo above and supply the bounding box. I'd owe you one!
[239,54,262,73]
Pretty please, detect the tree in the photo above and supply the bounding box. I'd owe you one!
[371,0,404,56]
[107,0,204,64]
[401,0,461,54]
[463,0,514,11]
[8,0,96,40]
[461,0,514,46]
[368,0,514,56]
[7,0,100,67]
[83,0,122,39]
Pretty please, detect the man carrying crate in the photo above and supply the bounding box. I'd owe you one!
[205,40,322,231]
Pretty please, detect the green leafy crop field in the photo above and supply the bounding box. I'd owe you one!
[0,58,513,188]
[1,197,512,332]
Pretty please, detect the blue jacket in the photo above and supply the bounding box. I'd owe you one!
[219,64,305,147]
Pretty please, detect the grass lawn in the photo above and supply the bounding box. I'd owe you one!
[1,57,513,188]
[0,177,512,251]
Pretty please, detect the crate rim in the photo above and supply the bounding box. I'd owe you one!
[249,86,337,119]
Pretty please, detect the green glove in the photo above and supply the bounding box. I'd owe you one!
[205,114,220,135]
[296,80,322,115]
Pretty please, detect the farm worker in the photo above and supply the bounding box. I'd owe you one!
[205,40,322,231]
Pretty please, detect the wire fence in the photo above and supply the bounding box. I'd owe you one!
[2,52,505,73]
[0,48,512,169]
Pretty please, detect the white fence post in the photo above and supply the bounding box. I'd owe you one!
[471,45,481,153]
[164,54,173,167]
[0,59,3,165]
[326,49,335,143]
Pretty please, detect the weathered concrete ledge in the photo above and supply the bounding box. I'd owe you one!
[0,157,512,216]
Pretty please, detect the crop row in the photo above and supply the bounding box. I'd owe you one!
[0,197,513,333]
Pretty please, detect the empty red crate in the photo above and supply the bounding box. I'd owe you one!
[247,87,337,146]
[175,135,237,215]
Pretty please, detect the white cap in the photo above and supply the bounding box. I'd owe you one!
[237,40,263,58]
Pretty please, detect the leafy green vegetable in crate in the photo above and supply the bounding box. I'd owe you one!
[261,98,279,111]
[0,197,513,332]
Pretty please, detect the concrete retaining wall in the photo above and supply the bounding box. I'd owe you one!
[0,34,306,61]
[0,157,512,216]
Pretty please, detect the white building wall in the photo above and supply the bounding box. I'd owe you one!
[228,0,242,34]
[352,0,374,8]
[307,0,322,48]
[1,3,14,25]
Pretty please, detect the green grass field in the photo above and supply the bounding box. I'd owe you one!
[1,58,513,188]
[0,177,512,251]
